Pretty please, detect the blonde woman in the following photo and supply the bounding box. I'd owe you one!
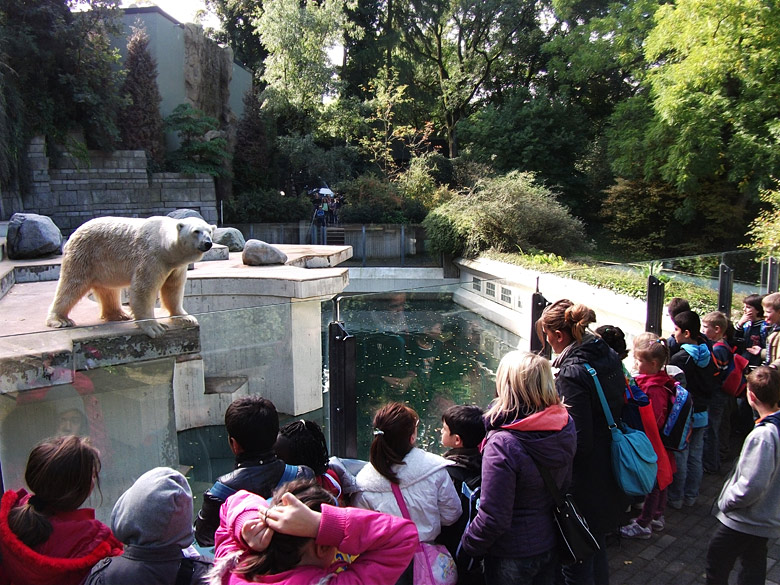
[459,351,576,585]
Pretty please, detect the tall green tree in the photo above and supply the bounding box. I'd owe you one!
[205,0,267,73]
[644,0,780,196]
[398,0,530,157]
[0,0,124,188]
[255,0,354,111]
[119,24,164,167]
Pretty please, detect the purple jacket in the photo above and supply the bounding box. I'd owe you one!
[460,405,576,559]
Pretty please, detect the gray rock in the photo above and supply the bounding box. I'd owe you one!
[167,208,204,220]
[213,227,246,252]
[6,213,62,259]
[242,239,288,265]
[304,256,330,269]
[201,243,229,261]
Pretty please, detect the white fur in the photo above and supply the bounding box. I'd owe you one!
[45,216,215,338]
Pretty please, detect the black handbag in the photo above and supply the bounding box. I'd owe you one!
[530,458,600,565]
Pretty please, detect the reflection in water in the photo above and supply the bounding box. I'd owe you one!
[333,293,523,458]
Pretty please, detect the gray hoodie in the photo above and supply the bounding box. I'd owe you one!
[716,414,780,538]
[86,467,211,585]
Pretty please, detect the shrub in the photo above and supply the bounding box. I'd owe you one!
[339,174,405,224]
[224,189,312,223]
[424,171,588,258]
[164,103,231,177]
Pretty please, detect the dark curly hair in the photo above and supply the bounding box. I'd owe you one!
[234,479,334,578]
[275,420,330,475]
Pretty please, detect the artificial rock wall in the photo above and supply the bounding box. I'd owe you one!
[2,137,218,234]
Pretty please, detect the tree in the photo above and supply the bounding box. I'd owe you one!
[398,0,533,157]
[644,0,780,197]
[0,0,125,190]
[747,184,780,258]
[205,0,268,73]
[255,0,353,111]
[119,23,164,167]
[164,104,231,177]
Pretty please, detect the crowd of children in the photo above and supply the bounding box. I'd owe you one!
[1,295,780,585]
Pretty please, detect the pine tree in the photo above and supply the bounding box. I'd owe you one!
[119,24,164,166]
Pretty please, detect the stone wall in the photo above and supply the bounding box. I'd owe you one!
[2,137,218,234]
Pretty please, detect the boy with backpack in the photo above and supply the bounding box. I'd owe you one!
[705,366,780,585]
[194,396,314,547]
[437,404,485,585]
[702,311,744,474]
[667,310,717,509]
[762,292,780,367]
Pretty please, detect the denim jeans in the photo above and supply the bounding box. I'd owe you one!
[486,549,557,585]
[706,522,768,585]
[704,391,729,473]
[668,425,706,503]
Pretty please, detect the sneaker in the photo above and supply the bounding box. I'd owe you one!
[620,520,652,540]
[650,516,665,531]
[668,499,683,510]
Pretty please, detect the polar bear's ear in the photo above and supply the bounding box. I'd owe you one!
[210,224,217,232]
[177,222,185,233]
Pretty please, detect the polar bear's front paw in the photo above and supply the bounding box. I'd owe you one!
[178,314,199,326]
[46,314,75,328]
[137,319,167,338]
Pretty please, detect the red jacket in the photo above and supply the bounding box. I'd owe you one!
[0,489,123,585]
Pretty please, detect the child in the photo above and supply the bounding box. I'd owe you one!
[620,333,676,539]
[705,366,780,585]
[274,419,343,503]
[210,479,418,584]
[666,297,692,354]
[459,352,576,585]
[352,402,461,585]
[436,405,485,570]
[0,435,123,585]
[194,396,315,547]
[734,294,767,367]
[667,310,716,509]
[86,467,212,585]
[701,311,735,474]
[761,292,780,367]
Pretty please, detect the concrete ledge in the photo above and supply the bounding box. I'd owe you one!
[0,317,200,393]
[345,267,459,293]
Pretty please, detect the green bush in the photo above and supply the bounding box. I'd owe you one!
[224,189,312,223]
[164,104,231,177]
[424,171,589,257]
[340,174,414,224]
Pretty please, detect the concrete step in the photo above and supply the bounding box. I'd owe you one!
[326,227,345,245]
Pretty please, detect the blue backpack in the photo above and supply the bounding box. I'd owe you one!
[661,380,694,451]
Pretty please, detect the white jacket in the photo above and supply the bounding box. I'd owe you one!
[352,447,462,543]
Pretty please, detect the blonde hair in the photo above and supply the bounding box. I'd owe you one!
[487,351,562,425]
[702,311,728,332]
[632,332,669,369]
[536,299,596,348]
[763,292,780,311]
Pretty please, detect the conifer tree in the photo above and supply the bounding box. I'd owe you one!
[119,24,164,166]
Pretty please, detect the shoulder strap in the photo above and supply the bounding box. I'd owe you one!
[208,481,237,502]
[583,363,616,428]
[527,456,565,509]
[390,483,412,520]
[276,464,298,489]
[175,558,195,585]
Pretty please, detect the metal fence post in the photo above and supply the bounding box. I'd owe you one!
[646,275,665,334]
[717,264,734,315]
[400,224,405,267]
[329,297,357,459]
[362,225,367,268]
[530,290,551,359]
[769,257,779,294]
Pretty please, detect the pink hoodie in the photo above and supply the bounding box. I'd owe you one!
[211,490,418,585]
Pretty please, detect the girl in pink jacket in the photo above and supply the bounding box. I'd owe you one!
[209,479,418,584]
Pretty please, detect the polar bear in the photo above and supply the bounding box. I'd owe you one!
[46,216,215,338]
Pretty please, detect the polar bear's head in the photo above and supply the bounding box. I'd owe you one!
[177,218,216,253]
